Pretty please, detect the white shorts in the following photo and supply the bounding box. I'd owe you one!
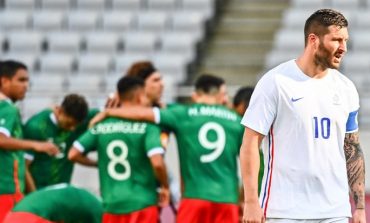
[266,217,348,223]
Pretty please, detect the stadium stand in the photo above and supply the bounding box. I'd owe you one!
[0,0,217,119]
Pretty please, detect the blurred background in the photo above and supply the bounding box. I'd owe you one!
[1,0,370,219]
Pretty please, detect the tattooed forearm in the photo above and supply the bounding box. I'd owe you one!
[344,132,365,209]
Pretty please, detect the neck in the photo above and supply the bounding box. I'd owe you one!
[120,101,140,107]
[296,51,328,79]
[0,91,13,102]
[194,95,219,105]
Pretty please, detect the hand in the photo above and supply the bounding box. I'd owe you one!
[158,187,170,207]
[242,201,265,223]
[105,92,120,108]
[352,208,366,223]
[89,111,107,128]
[32,142,59,156]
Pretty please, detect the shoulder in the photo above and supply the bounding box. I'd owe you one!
[330,69,358,93]
[25,109,51,125]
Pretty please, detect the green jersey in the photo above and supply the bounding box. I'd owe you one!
[156,103,244,204]
[75,117,164,214]
[12,183,103,223]
[24,109,99,189]
[0,99,25,195]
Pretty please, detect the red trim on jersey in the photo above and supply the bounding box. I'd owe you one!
[177,198,238,223]
[102,206,158,223]
[0,194,23,223]
[13,160,21,195]
[263,127,275,217]
[3,211,55,223]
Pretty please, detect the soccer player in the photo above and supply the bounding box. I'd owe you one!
[105,61,163,108]
[68,76,170,223]
[239,9,365,222]
[23,93,99,190]
[233,86,254,116]
[3,183,103,223]
[90,74,244,223]
[0,60,59,222]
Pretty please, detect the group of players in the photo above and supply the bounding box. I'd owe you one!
[0,59,254,223]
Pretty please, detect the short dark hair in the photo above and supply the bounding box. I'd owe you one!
[233,87,254,107]
[0,60,28,79]
[195,74,225,94]
[117,76,145,101]
[61,94,88,123]
[304,9,348,46]
[126,61,157,81]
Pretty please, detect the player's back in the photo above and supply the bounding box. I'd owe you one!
[159,103,244,203]
[0,100,25,195]
[79,117,162,214]
[9,183,103,223]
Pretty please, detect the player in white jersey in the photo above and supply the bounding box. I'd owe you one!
[239,9,366,223]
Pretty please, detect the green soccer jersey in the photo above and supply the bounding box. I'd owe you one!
[12,183,103,223]
[75,117,164,214]
[23,109,99,189]
[157,103,244,204]
[0,99,25,195]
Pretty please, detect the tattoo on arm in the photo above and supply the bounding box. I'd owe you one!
[344,132,365,209]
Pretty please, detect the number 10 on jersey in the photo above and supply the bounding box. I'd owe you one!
[313,117,331,139]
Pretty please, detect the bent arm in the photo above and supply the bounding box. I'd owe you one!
[107,107,155,122]
[68,147,97,167]
[344,132,365,209]
[0,133,40,151]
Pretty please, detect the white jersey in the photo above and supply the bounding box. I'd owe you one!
[241,60,359,219]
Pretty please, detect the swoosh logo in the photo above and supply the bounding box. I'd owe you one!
[291,97,304,102]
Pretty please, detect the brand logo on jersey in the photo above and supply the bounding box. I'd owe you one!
[291,97,304,102]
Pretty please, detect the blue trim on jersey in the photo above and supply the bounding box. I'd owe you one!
[346,110,359,132]
[261,130,271,208]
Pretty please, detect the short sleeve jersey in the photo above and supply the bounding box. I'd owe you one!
[156,103,244,204]
[0,99,25,195]
[241,60,359,218]
[12,184,103,223]
[23,109,99,189]
[74,117,164,214]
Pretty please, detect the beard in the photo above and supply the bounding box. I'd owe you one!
[314,41,340,70]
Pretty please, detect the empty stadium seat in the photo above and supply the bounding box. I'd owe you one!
[123,32,159,54]
[110,0,143,10]
[181,0,214,19]
[147,0,178,11]
[22,97,55,120]
[273,29,304,51]
[77,54,113,75]
[76,0,106,10]
[0,10,31,30]
[40,0,71,10]
[160,31,198,62]
[85,31,121,54]
[46,31,82,54]
[66,10,99,32]
[136,11,170,33]
[7,31,44,54]
[354,10,370,29]
[171,11,206,41]
[351,31,370,52]
[32,11,64,31]
[99,11,135,32]
[5,0,36,10]
[342,52,370,73]
[66,74,105,94]
[39,53,76,74]
[29,75,67,93]
[113,53,150,74]
[152,53,188,82]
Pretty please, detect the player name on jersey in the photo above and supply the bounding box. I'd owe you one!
[188,106,238,121]
[91,122,147,135]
